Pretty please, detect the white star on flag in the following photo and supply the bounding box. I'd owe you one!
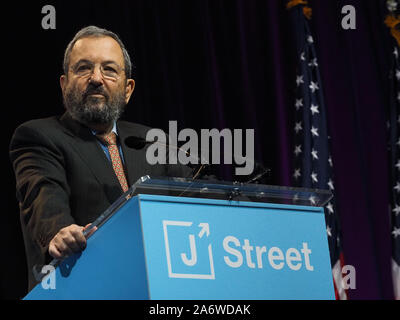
[309,81,319,93]
[308,58,318,67]
[307,35,314,44]
[327,226,332,237]
[311,172,318,183]
[397,92,400,102]
[311,126,319,137]
[311,149,319,160]
[326,202,334,214]
[294,122,303,134]
[308,195,316,205]
[310,104,320,115]
[395,47,399,58]
[293,169,301,179]
[396,69,400,81]
[328,179,334,190]
[393,227,400,238]
[396,160,400,171]
[397,137,400,147]
[296,75,304,86]
[394,182,400,193]
[328,156,333,167]
[295,98,303,110]
[294,145,302,156]
[393,204,400,216]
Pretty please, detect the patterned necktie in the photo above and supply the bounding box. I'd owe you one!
[97,132,129,192]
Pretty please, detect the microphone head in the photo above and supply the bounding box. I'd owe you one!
[124,136,148,149]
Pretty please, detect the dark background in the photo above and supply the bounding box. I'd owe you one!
[1,0,396,299]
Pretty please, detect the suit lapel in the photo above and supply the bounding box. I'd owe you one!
[59,113,123,202]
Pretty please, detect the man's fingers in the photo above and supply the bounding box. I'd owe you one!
[63,235,84,253]
[49,239,72,259]
[48,223,96,260]
[54,240,74,257]
[86,226,97,238]
[83,223,97,238]
[48,243,63,260]
[69,228,87,250]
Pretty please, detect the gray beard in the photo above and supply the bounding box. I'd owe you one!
[64,88,126,126]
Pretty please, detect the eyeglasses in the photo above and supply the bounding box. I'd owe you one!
[70,61,125,81]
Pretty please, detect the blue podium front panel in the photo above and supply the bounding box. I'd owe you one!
[138,195,334,300]
[25,194,334,300]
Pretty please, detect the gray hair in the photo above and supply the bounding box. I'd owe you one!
[63,26,133,79]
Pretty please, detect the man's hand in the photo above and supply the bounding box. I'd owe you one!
[48,224,97,260]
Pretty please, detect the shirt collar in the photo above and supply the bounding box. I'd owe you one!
[91,122,118,136]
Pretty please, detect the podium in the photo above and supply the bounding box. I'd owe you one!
[25,176,335,300]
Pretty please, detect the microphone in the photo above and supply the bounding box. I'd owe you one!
[124,136,149,150]
[124,136,211,179]
[244,162,271,184]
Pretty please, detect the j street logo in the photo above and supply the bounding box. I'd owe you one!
[163,219,317,280]
[163,220,215,279]
[162,219,356,290]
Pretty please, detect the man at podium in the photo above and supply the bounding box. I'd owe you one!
[9,26,192,292]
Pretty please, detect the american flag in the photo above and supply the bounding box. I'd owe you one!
[385,0,400,300]
[288,1,347,300]
[386,42,400,302]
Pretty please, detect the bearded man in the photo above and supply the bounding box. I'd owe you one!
[9,26,192,292]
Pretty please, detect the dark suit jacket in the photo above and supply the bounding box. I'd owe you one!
[9,112,193,291]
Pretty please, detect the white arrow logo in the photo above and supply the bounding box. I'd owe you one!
[198,223,210,238]
[163,220,215,280]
